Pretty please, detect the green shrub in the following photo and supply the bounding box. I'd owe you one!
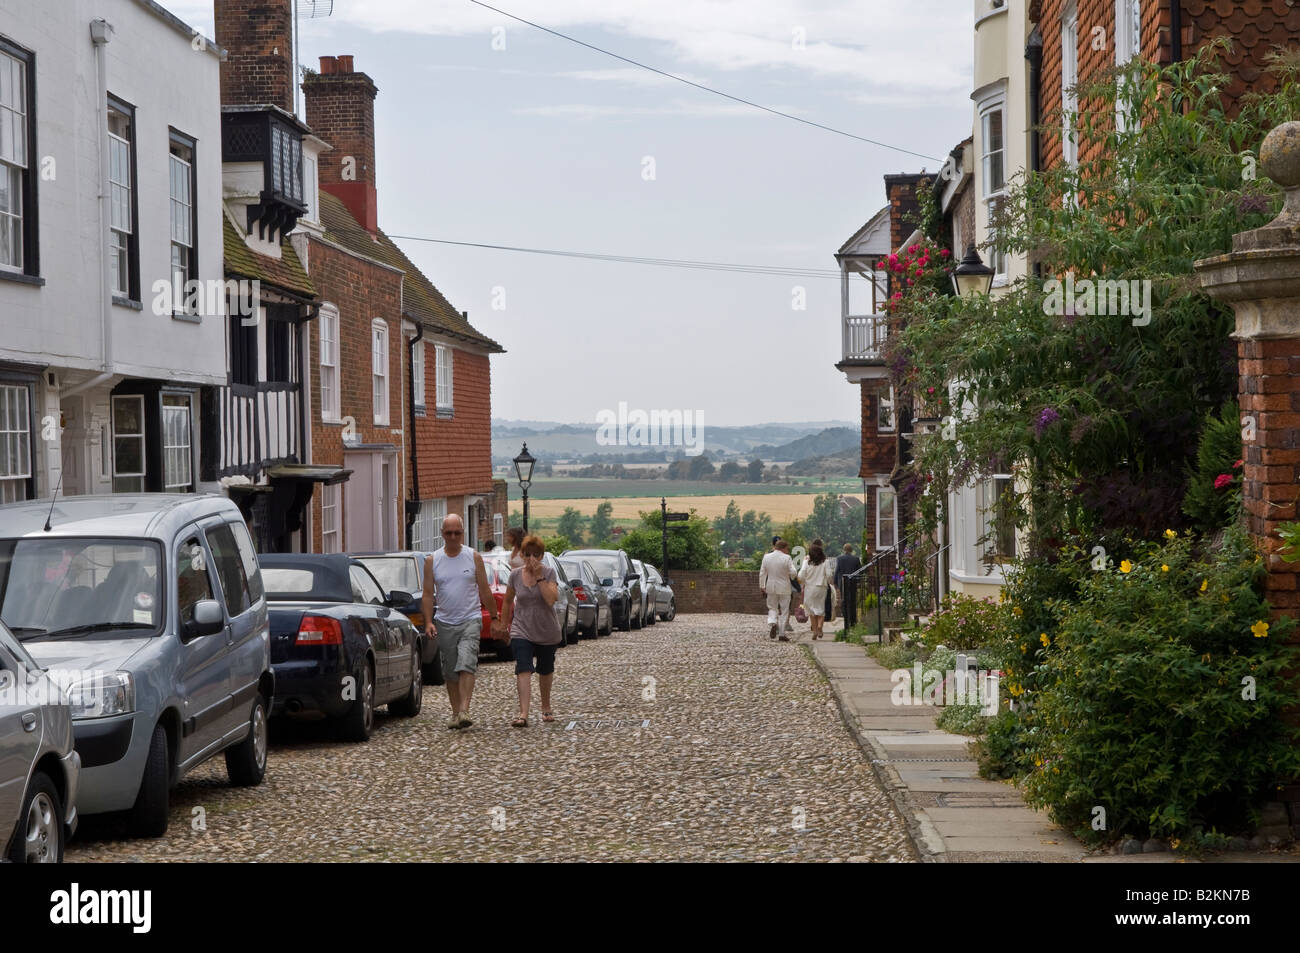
[866,641,918,671]
[1020,529,1300,845]
[920,592,1015,653]
[936,704,991,736]
[1181,401,1243,532]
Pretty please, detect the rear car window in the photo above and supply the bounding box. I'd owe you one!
[262,568,320,595]
[206,522,252,616]
[357,557,418,593]
[229,519,265,602]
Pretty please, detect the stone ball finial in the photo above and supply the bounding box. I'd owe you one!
[1260,122,1300,189]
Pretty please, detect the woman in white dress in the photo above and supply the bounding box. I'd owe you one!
[797,540,835,640]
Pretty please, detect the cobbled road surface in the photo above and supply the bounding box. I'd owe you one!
[68,614,915,862]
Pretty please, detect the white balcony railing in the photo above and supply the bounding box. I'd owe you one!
[842,313,888,362]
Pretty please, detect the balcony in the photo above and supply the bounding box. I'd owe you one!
[836,255,890,378]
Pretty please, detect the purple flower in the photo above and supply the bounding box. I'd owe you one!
[1238,192,1270,216]
[1035,406,1061,437]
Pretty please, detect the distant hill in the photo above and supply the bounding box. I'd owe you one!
[784,447,861,477]
[491,419,857,463]
[752,427,861,463]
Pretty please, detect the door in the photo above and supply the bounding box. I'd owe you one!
[350,564,394,699]
[343,452,376,552]
[0,641,41,840]
[381,458,396,552]
[223,519,267,734]
[173,531,230,766]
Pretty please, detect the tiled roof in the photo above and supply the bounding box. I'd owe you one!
[1182,0,1300,102]
[222,217,317,300]
[317,191,504,353]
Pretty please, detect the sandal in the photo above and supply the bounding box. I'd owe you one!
[511,716,528,728]
[541,710,555,723]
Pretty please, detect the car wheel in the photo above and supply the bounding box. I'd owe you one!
[225,693,269,787]
[336,662,375,743]
[662,599,675,622]
[129,723,171,838]
[7,772,63,863]
[422,641,445,686]
[390,647,423,717]
[645,603,657,626]
[630,603,643,629]
[601,610,613,636]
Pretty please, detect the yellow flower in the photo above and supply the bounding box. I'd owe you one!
[1120,559,1133,573]
[1019,644,1027,654]
[1201,653,1211,663]
[1252,620,1270,639]
[1040,632,1050,648]
[1165,529,1176,540]
[1200,579,1208,592]
[1012,606,1023,617]
[1222,594,1229,603]
[1161,564,1169,572]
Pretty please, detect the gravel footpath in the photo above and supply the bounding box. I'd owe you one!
[67,614,915,862]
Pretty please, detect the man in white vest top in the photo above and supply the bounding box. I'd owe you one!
[422,514,501,729]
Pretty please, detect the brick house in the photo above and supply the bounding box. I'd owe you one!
[300,54,506,554]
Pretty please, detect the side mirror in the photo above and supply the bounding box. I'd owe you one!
[624,572,639,583]
[184,599,225,642]
[601,578,614,587]
[386,589,414,607]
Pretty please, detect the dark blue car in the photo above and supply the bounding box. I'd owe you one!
[259,554,423,742]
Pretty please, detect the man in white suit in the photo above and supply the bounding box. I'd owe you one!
[759,536,797,641]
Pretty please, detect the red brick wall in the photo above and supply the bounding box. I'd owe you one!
[885,175,930,255]
[413,344,494,500]
[214,0,294,111]
[671,571,768,614]
[305,238,405,553]
[860,380,896,479]
[304,57,379,231]
[1036,0,1299,172]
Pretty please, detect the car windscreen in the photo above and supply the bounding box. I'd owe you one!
[356,557,418,593]
[483,559,512,586]
[261,565,348,602]
[576,554,620,581]
[0,537,163,641]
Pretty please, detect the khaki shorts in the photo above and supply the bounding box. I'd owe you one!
[436,617,482,677]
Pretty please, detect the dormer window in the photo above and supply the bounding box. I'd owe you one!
[222,107,309,241]
[269,121,302,205]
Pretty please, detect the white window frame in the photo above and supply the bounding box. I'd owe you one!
[412,339,426,410]
[979,98,1008,281]
[0,383,31,503]
[321,482,342,553]
[412,498,447,552]
[319,303,340,422]
[435,344,453,414]
[303,152,319,224]
[978,474,1017,563]
[111,394,145,493]
[107,101,134,297]
[168,140,193,314]
[1061,3,1080,170]
[161,394,193,492]
[0,48,28,273]
[877,385,896,434]
[1115,0,1142,135]
[372,320,389,426]
[876,486,897,551]
[493,512,503,546]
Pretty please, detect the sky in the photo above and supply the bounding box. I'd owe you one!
[169,0,976,426]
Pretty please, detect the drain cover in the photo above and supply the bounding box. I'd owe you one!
[564,718,651,730]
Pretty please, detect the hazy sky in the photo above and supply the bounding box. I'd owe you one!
[170,0,975,426]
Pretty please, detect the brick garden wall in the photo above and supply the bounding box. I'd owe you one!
[670,570,768,614]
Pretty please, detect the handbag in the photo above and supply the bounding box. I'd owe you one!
[794,604,808,623]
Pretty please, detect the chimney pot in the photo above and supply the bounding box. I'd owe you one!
[337,55,354,73]
[319,55,338,74]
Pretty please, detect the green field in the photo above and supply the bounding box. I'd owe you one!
[515,476,862,500]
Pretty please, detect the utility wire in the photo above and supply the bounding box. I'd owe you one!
[388,234,842,280]
[465,0,942,163]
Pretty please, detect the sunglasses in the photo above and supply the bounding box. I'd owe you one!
[443,530,463,537]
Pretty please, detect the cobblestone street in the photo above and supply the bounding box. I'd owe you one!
[68,614,914,862]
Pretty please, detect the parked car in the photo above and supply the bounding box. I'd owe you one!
[643,563,676,621]
[559,557,612,638]
[562,550,643,630]
[487,553,579,650]
[0,494,273,838]
[0,619,79,863]
[259,554,423,742]
[632,559,657,627]
[353,552,443,685]
[479,555,514,659]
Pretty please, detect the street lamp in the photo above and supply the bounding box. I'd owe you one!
[952,245,995,298]
[513,443,536,533]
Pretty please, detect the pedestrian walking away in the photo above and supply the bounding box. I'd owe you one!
[779,539,799,633]
[798,540,835,640]
[422,514,502,729]
[505,525,526,570]
[499,534,563,726]
[835,543,861,627]
[759,537,797,641]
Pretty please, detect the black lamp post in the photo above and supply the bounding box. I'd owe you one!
[952,244,995,298]
[513,443,536,533]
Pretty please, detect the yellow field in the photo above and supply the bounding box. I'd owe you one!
[525,493,863,524]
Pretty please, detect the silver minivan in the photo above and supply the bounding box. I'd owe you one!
[0,618,79,862]
[0,494,273,837]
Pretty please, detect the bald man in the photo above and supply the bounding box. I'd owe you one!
[422,513,501,729]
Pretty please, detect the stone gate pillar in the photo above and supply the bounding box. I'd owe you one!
[1197,122,1300,619]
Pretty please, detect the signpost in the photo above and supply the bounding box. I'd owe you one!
[660,499,690,582]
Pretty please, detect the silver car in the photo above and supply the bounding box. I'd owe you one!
[0,619,79,862]
[0,494,274,838]
[642,563,676,621]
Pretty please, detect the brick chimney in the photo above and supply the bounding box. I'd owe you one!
[213,0,294,110]
[304,55,379,232]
